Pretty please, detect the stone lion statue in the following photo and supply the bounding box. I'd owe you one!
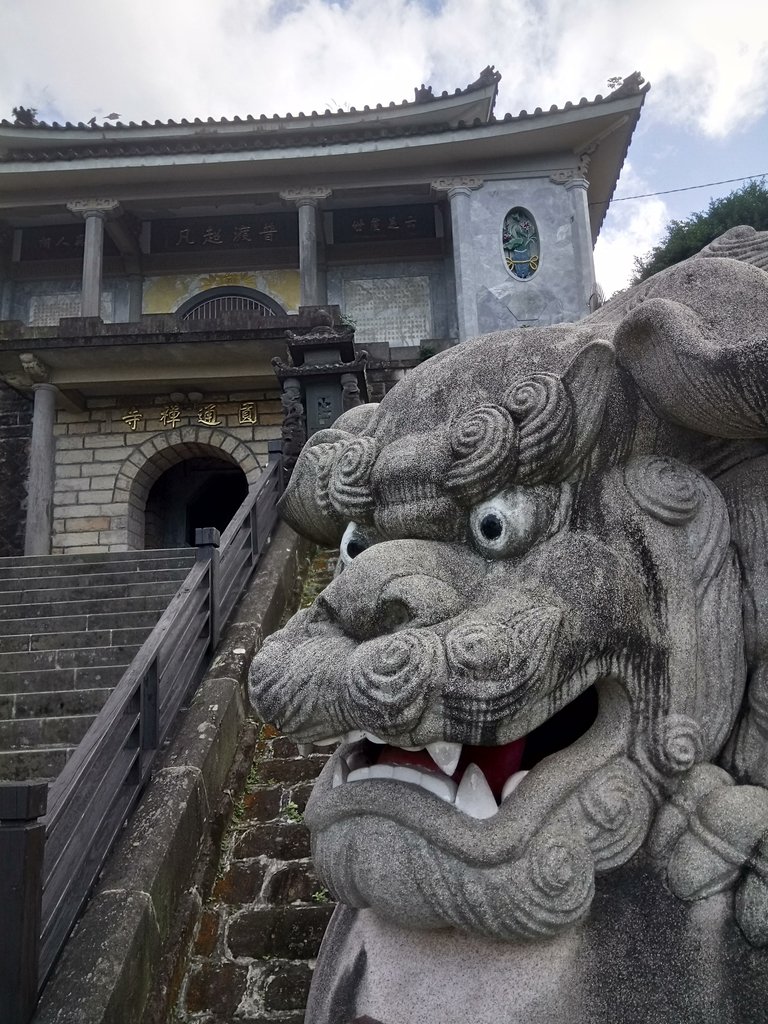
[250,227,768,1023]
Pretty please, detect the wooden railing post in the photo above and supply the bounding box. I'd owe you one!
[268,439,285,493]
[0,781,48,1024]
[195,526,221,649]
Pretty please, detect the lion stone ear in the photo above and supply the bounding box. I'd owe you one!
[559,339,616,479]
[613,258,768,439]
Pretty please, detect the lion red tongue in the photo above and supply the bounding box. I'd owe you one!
[377,737,526,801]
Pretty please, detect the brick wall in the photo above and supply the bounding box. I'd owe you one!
[0,381,32,556]
[51,389,283,554]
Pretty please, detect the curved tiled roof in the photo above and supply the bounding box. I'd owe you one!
[0,69,649,165]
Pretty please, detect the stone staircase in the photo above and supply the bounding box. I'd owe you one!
[0,548,196,782]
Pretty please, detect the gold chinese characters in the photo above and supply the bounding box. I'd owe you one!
[120,401,263,431]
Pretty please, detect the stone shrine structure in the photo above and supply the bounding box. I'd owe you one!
[0,69,647,558]
[249,227,768,1023]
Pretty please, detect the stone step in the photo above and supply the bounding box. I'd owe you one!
[0,607,161,636]
[0,662,129,695]
[1,593,174,614]
[0,579,183,606]
[0,567,191,594]
[0,744,75,782]
[0,686,111,719]
[0,625,152,653]
[0,712,96,750]
[0,547,191,570]
[0,553,194,581]
[0,643,142,676]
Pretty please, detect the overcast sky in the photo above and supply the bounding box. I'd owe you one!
[1,0,767,295]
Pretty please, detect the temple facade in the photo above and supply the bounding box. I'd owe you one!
[0,69,648,558]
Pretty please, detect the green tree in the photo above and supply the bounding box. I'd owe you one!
[632,178,768,282]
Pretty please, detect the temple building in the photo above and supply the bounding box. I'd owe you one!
[0,68,648,558]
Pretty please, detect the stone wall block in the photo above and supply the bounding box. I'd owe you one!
[82,461,123,477]
[84,434,128,449]
[57,449,95,465]
[66,516,111,532]
[211,861,268,905]
[183,961,248,1017]
[262,962,313,1013]
[94,447,131,461]
[232,824,311,861]
[57,436,85,451]
[54,530,100,546]
[98,529,129,545]
[66,421,99,435]
[55,477,90,493]
[227,905,334,960]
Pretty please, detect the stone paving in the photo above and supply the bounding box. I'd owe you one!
[172,550,338,1024]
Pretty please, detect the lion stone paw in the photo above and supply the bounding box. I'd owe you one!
[652,768,768,946]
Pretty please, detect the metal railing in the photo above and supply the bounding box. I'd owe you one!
[0,452,283,1023]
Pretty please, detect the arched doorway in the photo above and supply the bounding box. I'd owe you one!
[114,429,263,550]
[144,455,248,549]
[176,286,286,320]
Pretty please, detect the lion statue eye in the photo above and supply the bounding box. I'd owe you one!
[469,486,563,558]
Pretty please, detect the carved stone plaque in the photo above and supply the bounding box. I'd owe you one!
[343,276,431,344]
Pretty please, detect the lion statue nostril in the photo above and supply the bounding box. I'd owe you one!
[376,598,413,633]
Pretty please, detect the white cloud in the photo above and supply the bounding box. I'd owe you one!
[1,0,767,134]
[0,0,765,290]
[593,163,670,296]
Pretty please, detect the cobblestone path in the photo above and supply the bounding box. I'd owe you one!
[172,550,338,1024]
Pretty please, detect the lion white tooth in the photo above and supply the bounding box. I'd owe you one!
[332,758,349,788]
[455,764,498,819]
[418,772,458,804]
[501,769,529,802]
[426,741,462,776]
[390,766,425,787]
[297,743,313,756]
[363,732,387,744]
[347,764,394,782]
[345,730,365,743]
[400,745,424,752]
[315,735,343,746]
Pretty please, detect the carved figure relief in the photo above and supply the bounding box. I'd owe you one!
[250,226,768,1022]
[502,206,539,279]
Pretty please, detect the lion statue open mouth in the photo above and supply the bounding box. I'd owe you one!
[250,227,768,950]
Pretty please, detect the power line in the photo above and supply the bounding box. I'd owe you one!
[589,171,767,207]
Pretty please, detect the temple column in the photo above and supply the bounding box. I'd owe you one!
[280,188,332,306]
[66,199,120,317]
[433,177,483,342]
[24,382,57,556]
[565,176,597,312]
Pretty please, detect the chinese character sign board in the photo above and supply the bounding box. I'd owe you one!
[151,214,299,254]
[333,205,436,245]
